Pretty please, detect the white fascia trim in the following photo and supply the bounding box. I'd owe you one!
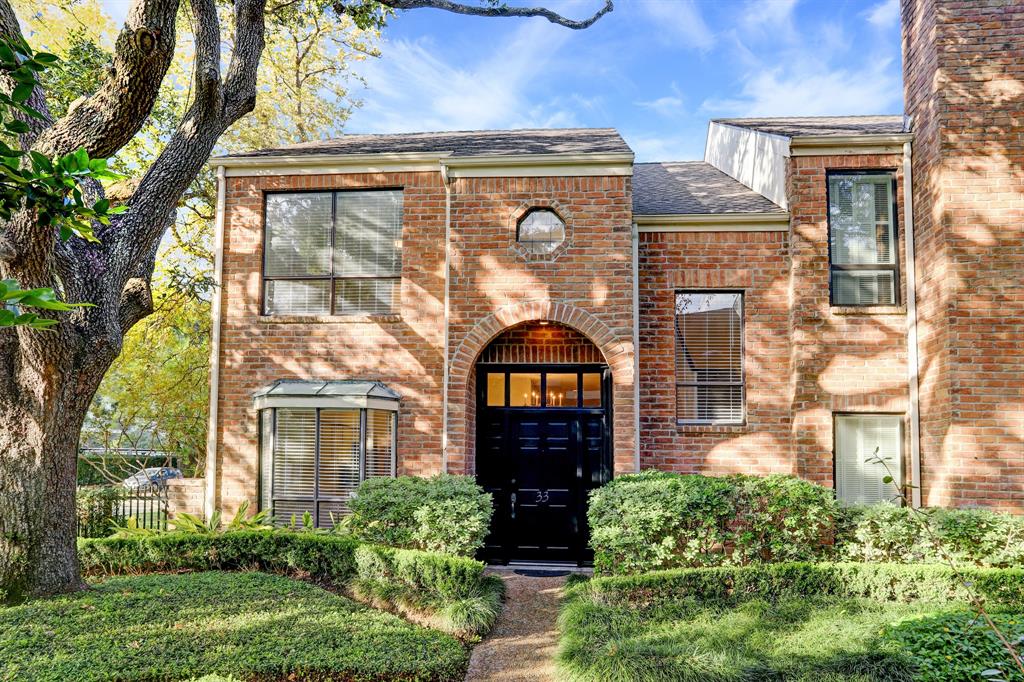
[253,396,401,411]
[788,134,914,157]
[444,152,634,178]
[636,212,790,232]
[216,151,635,178]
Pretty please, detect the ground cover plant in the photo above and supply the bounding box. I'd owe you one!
[0,571,468,682]
[558,564,1024,682]
[77,528,503,639]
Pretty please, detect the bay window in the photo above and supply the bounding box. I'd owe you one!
[255,380,399,527]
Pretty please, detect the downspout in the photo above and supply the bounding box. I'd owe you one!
[903,141,922,508]
[631,221,641,473]
[440,163,452,472]
[204,165,227,519]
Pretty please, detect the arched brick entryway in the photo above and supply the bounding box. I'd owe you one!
[445,300,635,477]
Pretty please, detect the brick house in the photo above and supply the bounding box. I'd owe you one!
[204,0,1022,564]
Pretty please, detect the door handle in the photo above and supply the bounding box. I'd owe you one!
[510,492,516,520]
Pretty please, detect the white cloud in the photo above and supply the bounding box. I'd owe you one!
[739,0,799,41]
[623,130,704,163]
[348,21,587,133]
[639,0,715,50]
[702,58,902,117]
[865,0,900,29]
[636,83,685,117]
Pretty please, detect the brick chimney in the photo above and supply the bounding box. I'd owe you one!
[902,0,1024,511]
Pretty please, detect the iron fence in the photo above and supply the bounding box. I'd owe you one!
[77,485,169,538]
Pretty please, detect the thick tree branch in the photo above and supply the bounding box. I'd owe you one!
[31,0,180,159]
[375,0,613,29]
[223,0,266,120]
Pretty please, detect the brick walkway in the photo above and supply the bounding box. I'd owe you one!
[464,573,567,682]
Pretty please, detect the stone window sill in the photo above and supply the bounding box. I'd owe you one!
[676,422,749,435]
[831,305,906,316]
[258,314,402,324]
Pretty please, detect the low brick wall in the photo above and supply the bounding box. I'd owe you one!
[167,478,205,519]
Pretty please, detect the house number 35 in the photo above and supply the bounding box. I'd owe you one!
[535,490,550,503]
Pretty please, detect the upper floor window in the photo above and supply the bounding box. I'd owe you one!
[263,190,403,316]
[517,208,566,254]
[675,291,744,425]
[828,172,898,306]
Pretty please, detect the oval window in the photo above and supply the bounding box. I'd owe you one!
[517,209,565,254]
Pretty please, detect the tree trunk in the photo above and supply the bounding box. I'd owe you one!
[0,339,110,603]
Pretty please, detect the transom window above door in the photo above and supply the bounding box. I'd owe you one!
[262,190,403,316]
[485,369,603,408]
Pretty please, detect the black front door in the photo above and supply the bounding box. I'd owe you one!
[476,364,612,564]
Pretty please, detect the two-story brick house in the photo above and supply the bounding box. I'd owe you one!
[204,0,1023,564]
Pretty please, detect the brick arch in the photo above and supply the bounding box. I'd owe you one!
[445,300,635,476]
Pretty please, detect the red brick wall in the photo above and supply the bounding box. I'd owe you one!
[214,171,447,514]
[444,176,636,476]
[638,230,794,474]
[787,154,911,488]
[903,0,1024,511]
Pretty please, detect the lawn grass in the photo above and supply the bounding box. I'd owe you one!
[0,571,468,682]
[558,587,937,682]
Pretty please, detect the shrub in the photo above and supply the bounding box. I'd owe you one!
[351,543,503,639]
[837,504,1024,568]
[347,475,492,556]
[76,485,125,538]
[882,611,1024,682]
[580,562,1024,611]
[587,471,839,575]
[78,529,500,639]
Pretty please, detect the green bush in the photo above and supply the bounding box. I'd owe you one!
[882,611,1024,682]
[837,504,1024,568]
[588,471,839,575]
[78,529,500,639]
[76,485,125,538]
[580,562,1024,611]
[347,474,492,556]
[0,571,468,681]
[351,543,503,639]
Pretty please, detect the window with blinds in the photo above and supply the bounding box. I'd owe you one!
[834,414,903,505]
[262,190,403,316]
[675,292,744,424]
[260,407,396,528]
[828,173,898,306]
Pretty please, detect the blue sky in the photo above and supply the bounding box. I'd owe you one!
[101,0,904,161]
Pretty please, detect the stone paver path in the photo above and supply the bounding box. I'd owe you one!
[464,572,567,682]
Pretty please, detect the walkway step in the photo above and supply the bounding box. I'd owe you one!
[464,573,567,682]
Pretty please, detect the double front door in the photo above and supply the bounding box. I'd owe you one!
[476,365,612,564]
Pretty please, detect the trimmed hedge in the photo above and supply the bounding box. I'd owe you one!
[580,562,1024,611]
[588,471,839,575]
[78,530,501,638]
[836,503,1024,568]
[347,474,492,556]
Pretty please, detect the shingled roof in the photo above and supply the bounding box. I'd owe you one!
[712,115,907,138]
[632,162,785,216]
[217,128,632,159]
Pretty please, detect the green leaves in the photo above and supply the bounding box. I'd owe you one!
[0,278,92,330]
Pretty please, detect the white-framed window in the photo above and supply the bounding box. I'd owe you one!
[834,413,903,505]
[255,380,399,528]
[262,190,403,316]
[516,208,566,254]
[827,172,898,306]
[675,291,744,424]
